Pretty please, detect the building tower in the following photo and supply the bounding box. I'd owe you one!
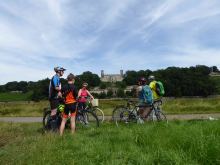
[101,70,104,78]
[120,70,123,77]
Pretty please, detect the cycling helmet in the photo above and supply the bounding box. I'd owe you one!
[138,77,147,85]
[67,73,75,81]
[82,82,88,87]
[148,75,155,81]
[54,66,66,73]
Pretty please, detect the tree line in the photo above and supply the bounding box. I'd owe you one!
[0,65,219,100]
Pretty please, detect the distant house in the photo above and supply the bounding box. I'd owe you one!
[209,72,220,77]
[100,70,124,82]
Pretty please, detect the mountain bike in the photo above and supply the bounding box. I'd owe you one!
[112,99,167,126]
[43,101,99,132]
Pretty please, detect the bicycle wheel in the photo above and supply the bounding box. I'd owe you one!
[92,107,104,123]
[155,110,168,123]
[43,109,51,130]
[76,110,99,128]
[112,106,125,121]
[115,109,137,126]
[43,109,62,132]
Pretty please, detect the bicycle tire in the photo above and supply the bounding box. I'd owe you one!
[43,109,62,132]
[115,108,137,126]
[43,110,51,129]
[112,106,126,121]
[155,110,168,123]
[92,107,104,123]
[76,110,99,128]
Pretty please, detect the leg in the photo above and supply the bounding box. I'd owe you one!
[50,99,59,118]
[70,103,77,134]
[60,117,67,136]
[51,109,57,117]
[60,104,70,136]
[70,115,76,134]
[142,107,151,119]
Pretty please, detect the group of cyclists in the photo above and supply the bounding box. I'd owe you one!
[48,66,164,135]
[48,66,94,136]
[137,76,163,121]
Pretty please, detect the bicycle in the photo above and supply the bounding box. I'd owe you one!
[112,99,167,126]
[84,98,105,123]
[43,100,99,132]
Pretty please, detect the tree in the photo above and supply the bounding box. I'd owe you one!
[117,88,125,98]
[99,82,107,89]
[78,71,101,87]
[98,92,107,99]
[5,81,18,91]
[107,89,113,98]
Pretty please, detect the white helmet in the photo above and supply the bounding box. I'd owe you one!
[54,66,66,73]
[148,75,155,81]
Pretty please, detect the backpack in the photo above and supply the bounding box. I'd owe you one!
[155,81,165,96]
[142,85,153,104]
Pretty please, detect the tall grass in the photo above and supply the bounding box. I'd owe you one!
[0,101,49,116]
[1,97,220,117]
[0,121,220,164]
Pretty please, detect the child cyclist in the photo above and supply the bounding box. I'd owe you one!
[78,82,94,110]
[60,73,78,136]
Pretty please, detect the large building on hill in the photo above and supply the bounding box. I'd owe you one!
[100,70,124,82]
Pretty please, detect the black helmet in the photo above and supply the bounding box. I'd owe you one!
[54,66,66,73]
[67,73,75,81]
[138,77,147,85]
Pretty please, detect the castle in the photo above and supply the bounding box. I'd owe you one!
[100,70,124,82]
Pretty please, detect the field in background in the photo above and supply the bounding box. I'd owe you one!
[0,97,220,117]
[0,121,220,164]
[0,92,33,102]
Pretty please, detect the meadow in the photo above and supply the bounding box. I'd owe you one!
[0,120,220,164]
[0,92,32,102]
[0,97,220,117]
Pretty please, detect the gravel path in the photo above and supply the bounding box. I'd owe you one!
[0,113,220,123]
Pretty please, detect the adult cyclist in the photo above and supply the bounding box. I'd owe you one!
[49,66,66,119]
[137,77,153,120]
[148,75,160,101]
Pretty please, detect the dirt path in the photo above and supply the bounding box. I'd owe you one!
[0,113,220,123]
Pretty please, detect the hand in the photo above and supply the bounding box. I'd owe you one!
[58,91,62,97]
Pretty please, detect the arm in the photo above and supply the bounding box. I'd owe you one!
[53,76,62,97]
[73,86,78,99]
[87,90,94,99]
[136,86,142,97]
[78,89,82,98]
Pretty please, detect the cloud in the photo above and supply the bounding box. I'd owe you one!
[0,0,220,84]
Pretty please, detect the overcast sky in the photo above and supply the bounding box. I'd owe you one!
[0,0,220,84]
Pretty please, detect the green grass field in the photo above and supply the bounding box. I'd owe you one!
[0,92,32,102]
[0,121,220,164]
[0,97,220,117]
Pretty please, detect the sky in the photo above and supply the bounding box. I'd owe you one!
[0,0,220,84]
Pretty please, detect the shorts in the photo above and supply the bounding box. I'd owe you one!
[50,99,59,110]
[138,101,152,108]
[62,103,77,118]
